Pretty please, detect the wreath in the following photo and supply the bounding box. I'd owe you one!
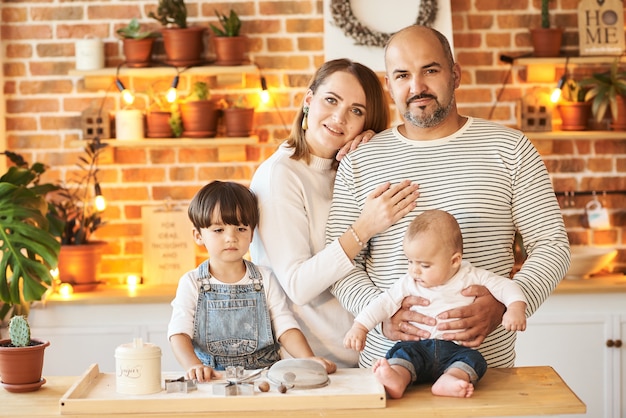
[330,0,438,47]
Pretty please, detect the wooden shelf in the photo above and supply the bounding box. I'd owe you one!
[526,130,626,140]
[69,64,259,77]
[72,136,258,148]
[515,56,625,66]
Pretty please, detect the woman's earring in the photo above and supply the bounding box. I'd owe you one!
[301,106,309,130]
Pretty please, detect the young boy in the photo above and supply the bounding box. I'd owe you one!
[344,209,527,398]
[168,180,336,382]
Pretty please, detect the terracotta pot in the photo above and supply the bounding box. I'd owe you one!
[57,242,106,291]
[161,27,205,66]
[530,28,563,57]
[212,36,247,66]
[0,339,49,392]
[146,111,174,138]
[557,102,591,131]
[610,95,626,131]
[180,100,219,138]
[121,38,155,68]
[222,107,254,137]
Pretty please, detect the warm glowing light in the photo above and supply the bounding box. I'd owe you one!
[260,89,270,104]
[550,88,562,103]
[58,283,74,298]
[51,267,59,279]
[95,195,106,211]
[121,89,135,105]
[127,274,140,287]
[166,87,178,103]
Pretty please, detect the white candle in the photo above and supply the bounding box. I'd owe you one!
[115,109,144,140]
[75,37,104,71]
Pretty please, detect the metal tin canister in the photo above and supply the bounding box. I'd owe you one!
[115,338,162,395]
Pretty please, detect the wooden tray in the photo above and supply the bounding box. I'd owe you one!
[59,364,385,415]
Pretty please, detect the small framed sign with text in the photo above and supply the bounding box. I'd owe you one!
[578,0,625,56]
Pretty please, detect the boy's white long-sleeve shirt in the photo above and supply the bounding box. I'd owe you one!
[250,142,359,368]
[168,263,300,342]
[355,261,527,339]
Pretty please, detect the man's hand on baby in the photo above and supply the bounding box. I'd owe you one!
[185,364,222,382]
[382,295,433,341]
[437,285,505,347]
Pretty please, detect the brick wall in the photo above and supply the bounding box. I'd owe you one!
[2,0,625,281]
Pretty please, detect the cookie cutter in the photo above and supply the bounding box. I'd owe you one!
[212,366,266,396]
[165,376,197,393]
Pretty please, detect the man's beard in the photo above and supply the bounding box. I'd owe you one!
[404,96,455,128]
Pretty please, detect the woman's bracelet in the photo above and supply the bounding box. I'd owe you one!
[349,225,366,248]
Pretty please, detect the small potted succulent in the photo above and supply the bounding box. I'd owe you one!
[148,0,205,66]
[145,85,180,138]
[179,81,219,138]
[210,9,247,66]
[116,18,159,68]
[220,95,255,137]
[556,78,592,131]
[0,315,50,393]
[529,0,562,57]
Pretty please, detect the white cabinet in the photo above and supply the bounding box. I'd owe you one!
[515,292,625,418]
[27,300,182,377]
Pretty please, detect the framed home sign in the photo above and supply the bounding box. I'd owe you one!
[578,0,625,56]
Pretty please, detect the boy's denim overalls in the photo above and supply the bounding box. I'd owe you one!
[192,259,281,370]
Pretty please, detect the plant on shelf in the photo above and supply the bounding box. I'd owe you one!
[0,152,60,320]
[530,0,562,57]
[0,315,50,393]
[210,9,247,65]
[556,78,592,131]
[47,137,109,289]
[580,58,626,130]
[148,0,205,66]
[179,81,219,138]
[146,86,181,138]
[117,18,159,68]
[220,95,255,137]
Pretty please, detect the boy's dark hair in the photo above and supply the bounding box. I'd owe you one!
[187,181,259,231]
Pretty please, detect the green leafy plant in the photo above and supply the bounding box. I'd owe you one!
[540,0,553,29]
[148,0,188,28]
[0,152,61,319]
[8,315,30,347]
[580,58,626,122]
[48,137,108,246]
[210,9,242,37]
[185,81,210,102]
[561,79,587,103]
[116,18,159,39]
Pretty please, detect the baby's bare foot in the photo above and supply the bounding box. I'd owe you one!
[431,373,474,398]
[373,358,409,399]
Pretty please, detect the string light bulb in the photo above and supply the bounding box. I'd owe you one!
[550,75,566,103]
[94,182,106,212]
[260,76,270,104]
[115,78,135,105]
[166,75,179,103]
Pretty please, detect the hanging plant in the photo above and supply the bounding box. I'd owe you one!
[330,0,438,47]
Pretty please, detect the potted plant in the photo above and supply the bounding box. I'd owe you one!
[530,0,562,57]
[47,137,109,290]
[148,0,205,66]
[145,86,181,138]
[0,152,60,320]
[580,58,626,130]
[209,9,247,66]
[116,18,159,68]
[556,79,592,131]
[179,81,219,138]
[0,315,50,393]
[220,95,255,137]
